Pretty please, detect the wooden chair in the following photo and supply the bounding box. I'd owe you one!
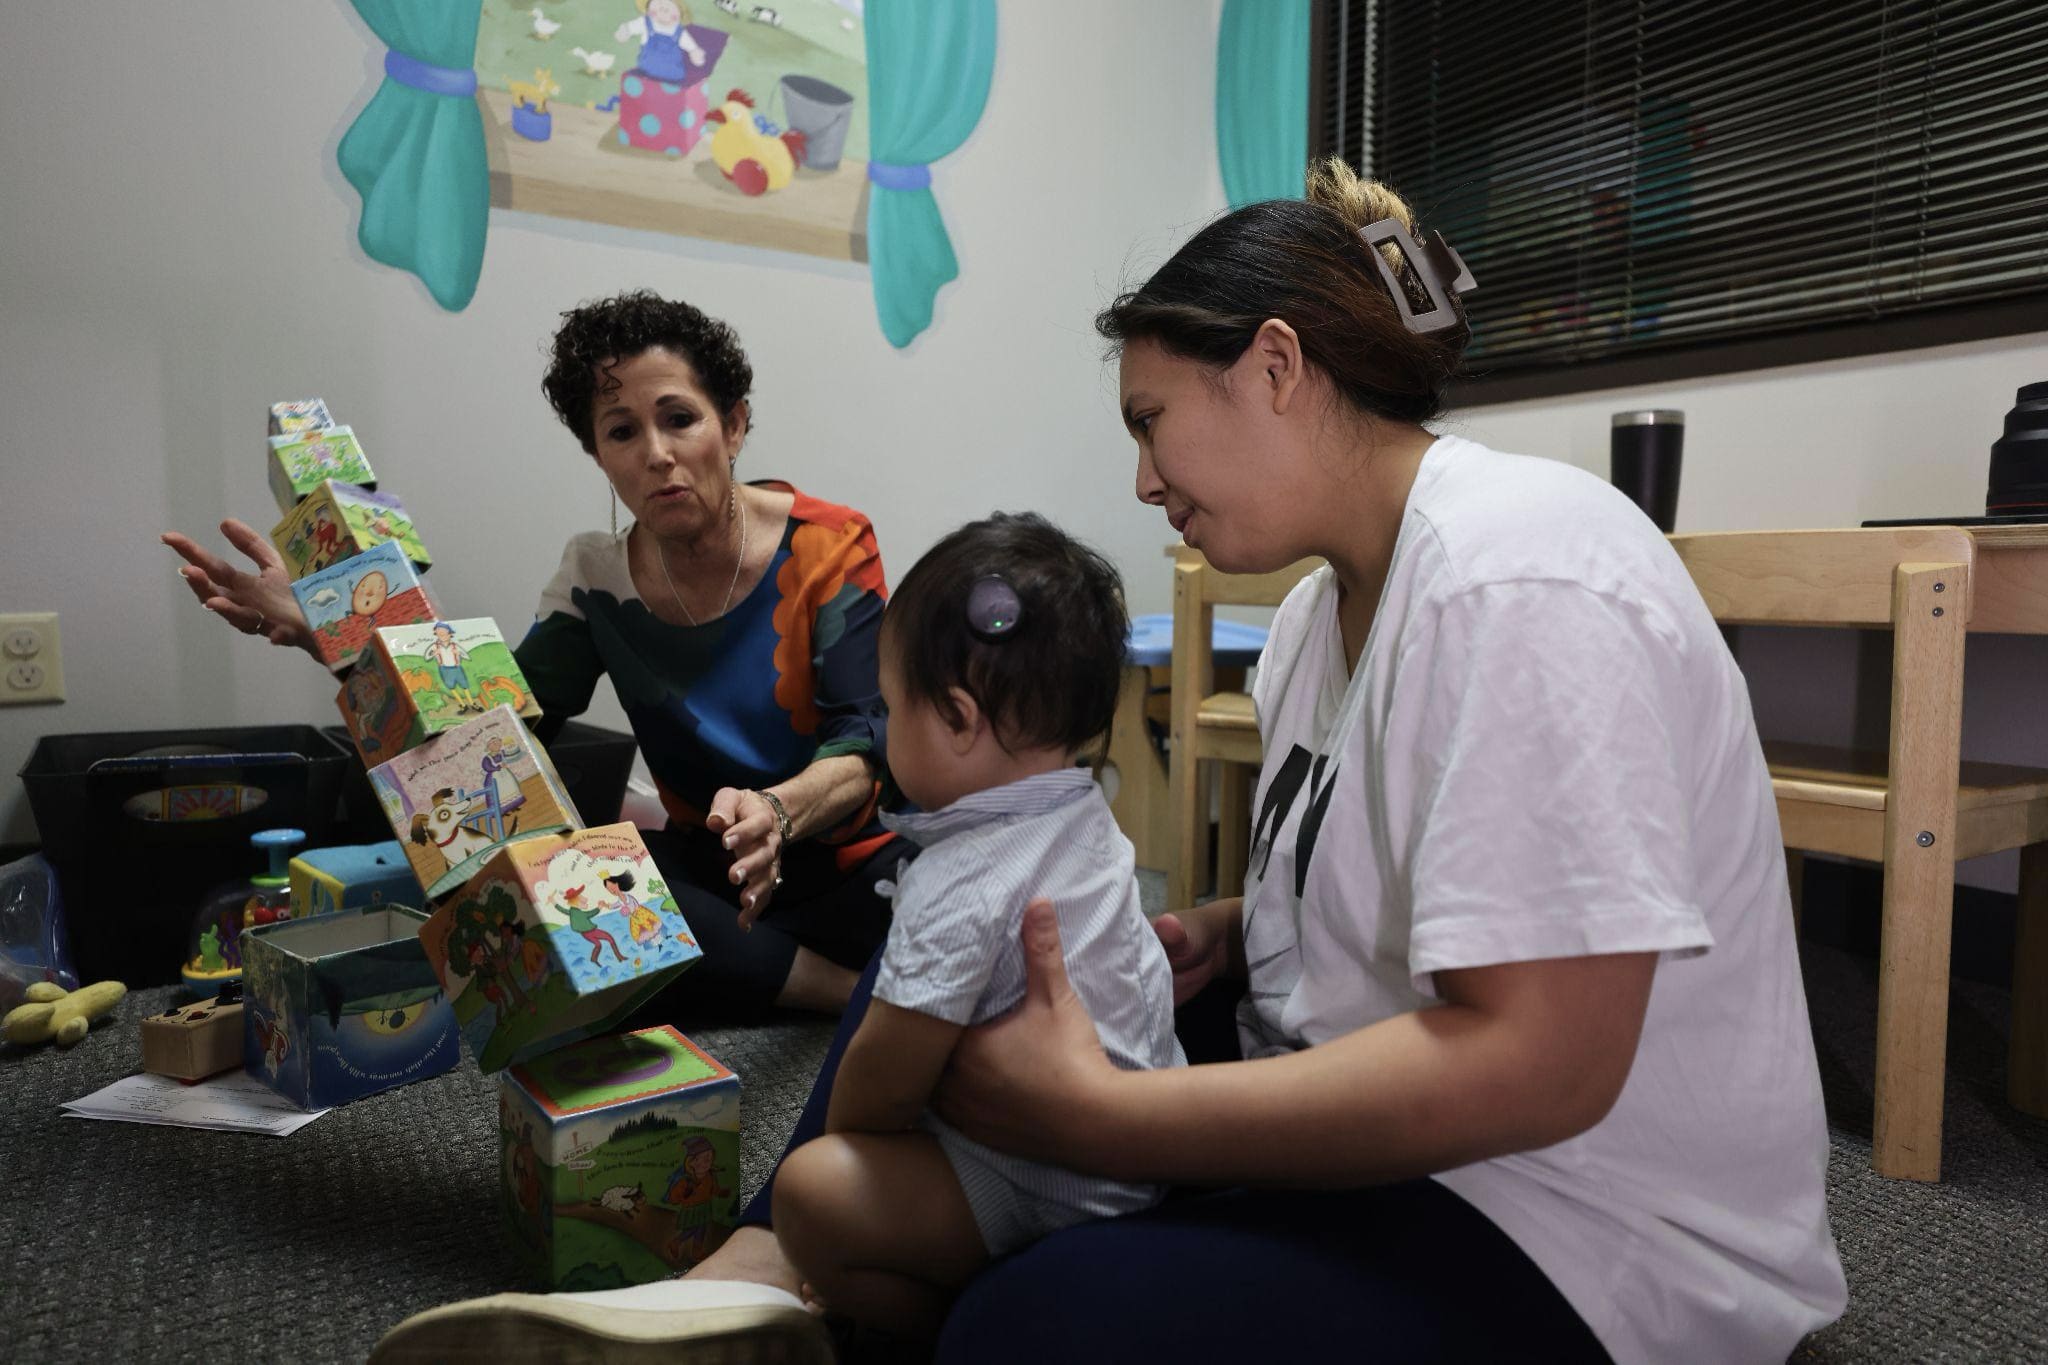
[1167,548,1321,913]
[1670,526,2048,1181]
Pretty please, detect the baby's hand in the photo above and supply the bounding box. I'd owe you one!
[1154,911,1227,1006]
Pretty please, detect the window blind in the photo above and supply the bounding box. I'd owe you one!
[1314,0,2048,387]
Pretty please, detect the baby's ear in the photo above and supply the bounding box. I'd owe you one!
[943,686,985,750]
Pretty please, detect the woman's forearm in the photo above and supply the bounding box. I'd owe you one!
[1078,953,1657,1187]
[766,753,875,842]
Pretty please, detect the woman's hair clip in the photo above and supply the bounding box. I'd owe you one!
[1357,218,1477,335]
[965,575,1023,643]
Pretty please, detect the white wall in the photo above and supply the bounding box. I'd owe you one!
[1455,333,2048,890]
[0,0,1225,843]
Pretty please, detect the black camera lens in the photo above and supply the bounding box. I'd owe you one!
[1987,381,2048,516]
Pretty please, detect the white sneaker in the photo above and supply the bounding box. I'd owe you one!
[368,1278,835,1364]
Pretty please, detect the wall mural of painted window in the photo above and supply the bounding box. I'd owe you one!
[338,0,995,346]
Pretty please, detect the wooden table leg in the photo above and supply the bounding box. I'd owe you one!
[1216,763,1252,901]
[1105,666,1171,873]
[1872,562,1965,1182]
[2010,842,2048,1116]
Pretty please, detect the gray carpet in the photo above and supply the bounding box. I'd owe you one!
[5,881,2047,1362]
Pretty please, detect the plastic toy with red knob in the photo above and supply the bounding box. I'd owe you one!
[182,829,305,995]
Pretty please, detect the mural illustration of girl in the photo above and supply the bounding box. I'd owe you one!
[615,0,706,82]
[425,621,484,714]
[664,1135,730,1264]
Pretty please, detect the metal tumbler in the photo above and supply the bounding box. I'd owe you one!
[1611,410,1685,534]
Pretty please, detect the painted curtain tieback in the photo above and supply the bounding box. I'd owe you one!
[384,50,479,98]
[337,0,490,313]
[866,161,932,192]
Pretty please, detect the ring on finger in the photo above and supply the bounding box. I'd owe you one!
[772,860,784,890]
[253,612,267,635]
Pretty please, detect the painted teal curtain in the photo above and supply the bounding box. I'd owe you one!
[864,0,997,348]
[337,0,489,311]
[1216,0,1312,208]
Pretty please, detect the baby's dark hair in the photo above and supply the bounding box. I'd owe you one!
[541,290,754,454]
[884,513,1127,754]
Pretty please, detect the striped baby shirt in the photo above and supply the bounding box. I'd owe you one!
[875,766,1186,1254]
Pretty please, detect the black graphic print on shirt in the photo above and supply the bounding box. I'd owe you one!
[1249,743,1340,897]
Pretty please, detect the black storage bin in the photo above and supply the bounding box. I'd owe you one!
[329,719,641,842]
[20,725,353,986]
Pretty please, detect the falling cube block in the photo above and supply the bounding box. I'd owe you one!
[419,822,701,1072]
[270,480,431,581]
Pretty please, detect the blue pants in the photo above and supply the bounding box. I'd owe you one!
[742,957,1609,1363]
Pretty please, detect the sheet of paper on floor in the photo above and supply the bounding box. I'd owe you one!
[61,1071,331,1137]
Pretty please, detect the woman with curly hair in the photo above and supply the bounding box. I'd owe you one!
[163,291,902,1015]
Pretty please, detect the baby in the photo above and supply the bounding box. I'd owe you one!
[772,512,1185,1339]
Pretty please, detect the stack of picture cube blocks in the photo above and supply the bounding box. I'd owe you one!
[250,398,738,1290]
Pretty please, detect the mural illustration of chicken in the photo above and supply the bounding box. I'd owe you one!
[705,89,807,196]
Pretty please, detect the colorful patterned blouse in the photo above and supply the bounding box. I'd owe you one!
[515,484,892,869]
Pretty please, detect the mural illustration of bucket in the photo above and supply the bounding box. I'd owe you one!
[779,75,855,171]
[512,102,553,142]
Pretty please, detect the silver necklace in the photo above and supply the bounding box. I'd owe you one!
[655,493,749,627]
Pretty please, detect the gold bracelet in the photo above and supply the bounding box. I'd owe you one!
[754,788,794,843]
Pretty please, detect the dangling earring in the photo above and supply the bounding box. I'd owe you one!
[610,489,619,535]
[727,476,737,523]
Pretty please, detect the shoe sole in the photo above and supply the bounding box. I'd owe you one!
[368,1295,836,1365]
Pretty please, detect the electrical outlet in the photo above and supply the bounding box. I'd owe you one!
[0,612,63,704]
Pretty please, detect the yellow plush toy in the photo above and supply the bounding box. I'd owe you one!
[4,980,127,1046]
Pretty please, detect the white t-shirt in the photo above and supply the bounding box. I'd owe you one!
[1242,435,1847,1363]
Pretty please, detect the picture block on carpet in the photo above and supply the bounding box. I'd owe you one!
[288,839,423,921]
[499,1025,741,1290]
[241,906,460,1110]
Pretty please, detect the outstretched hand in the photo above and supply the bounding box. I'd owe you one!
[933,899,1118,1167]
[161,519,317,655]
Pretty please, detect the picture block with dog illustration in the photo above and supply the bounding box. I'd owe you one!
[366,704,580,899]
[418,823,702,1072]
[337,618,541,763]
[499,1024,741,1290]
